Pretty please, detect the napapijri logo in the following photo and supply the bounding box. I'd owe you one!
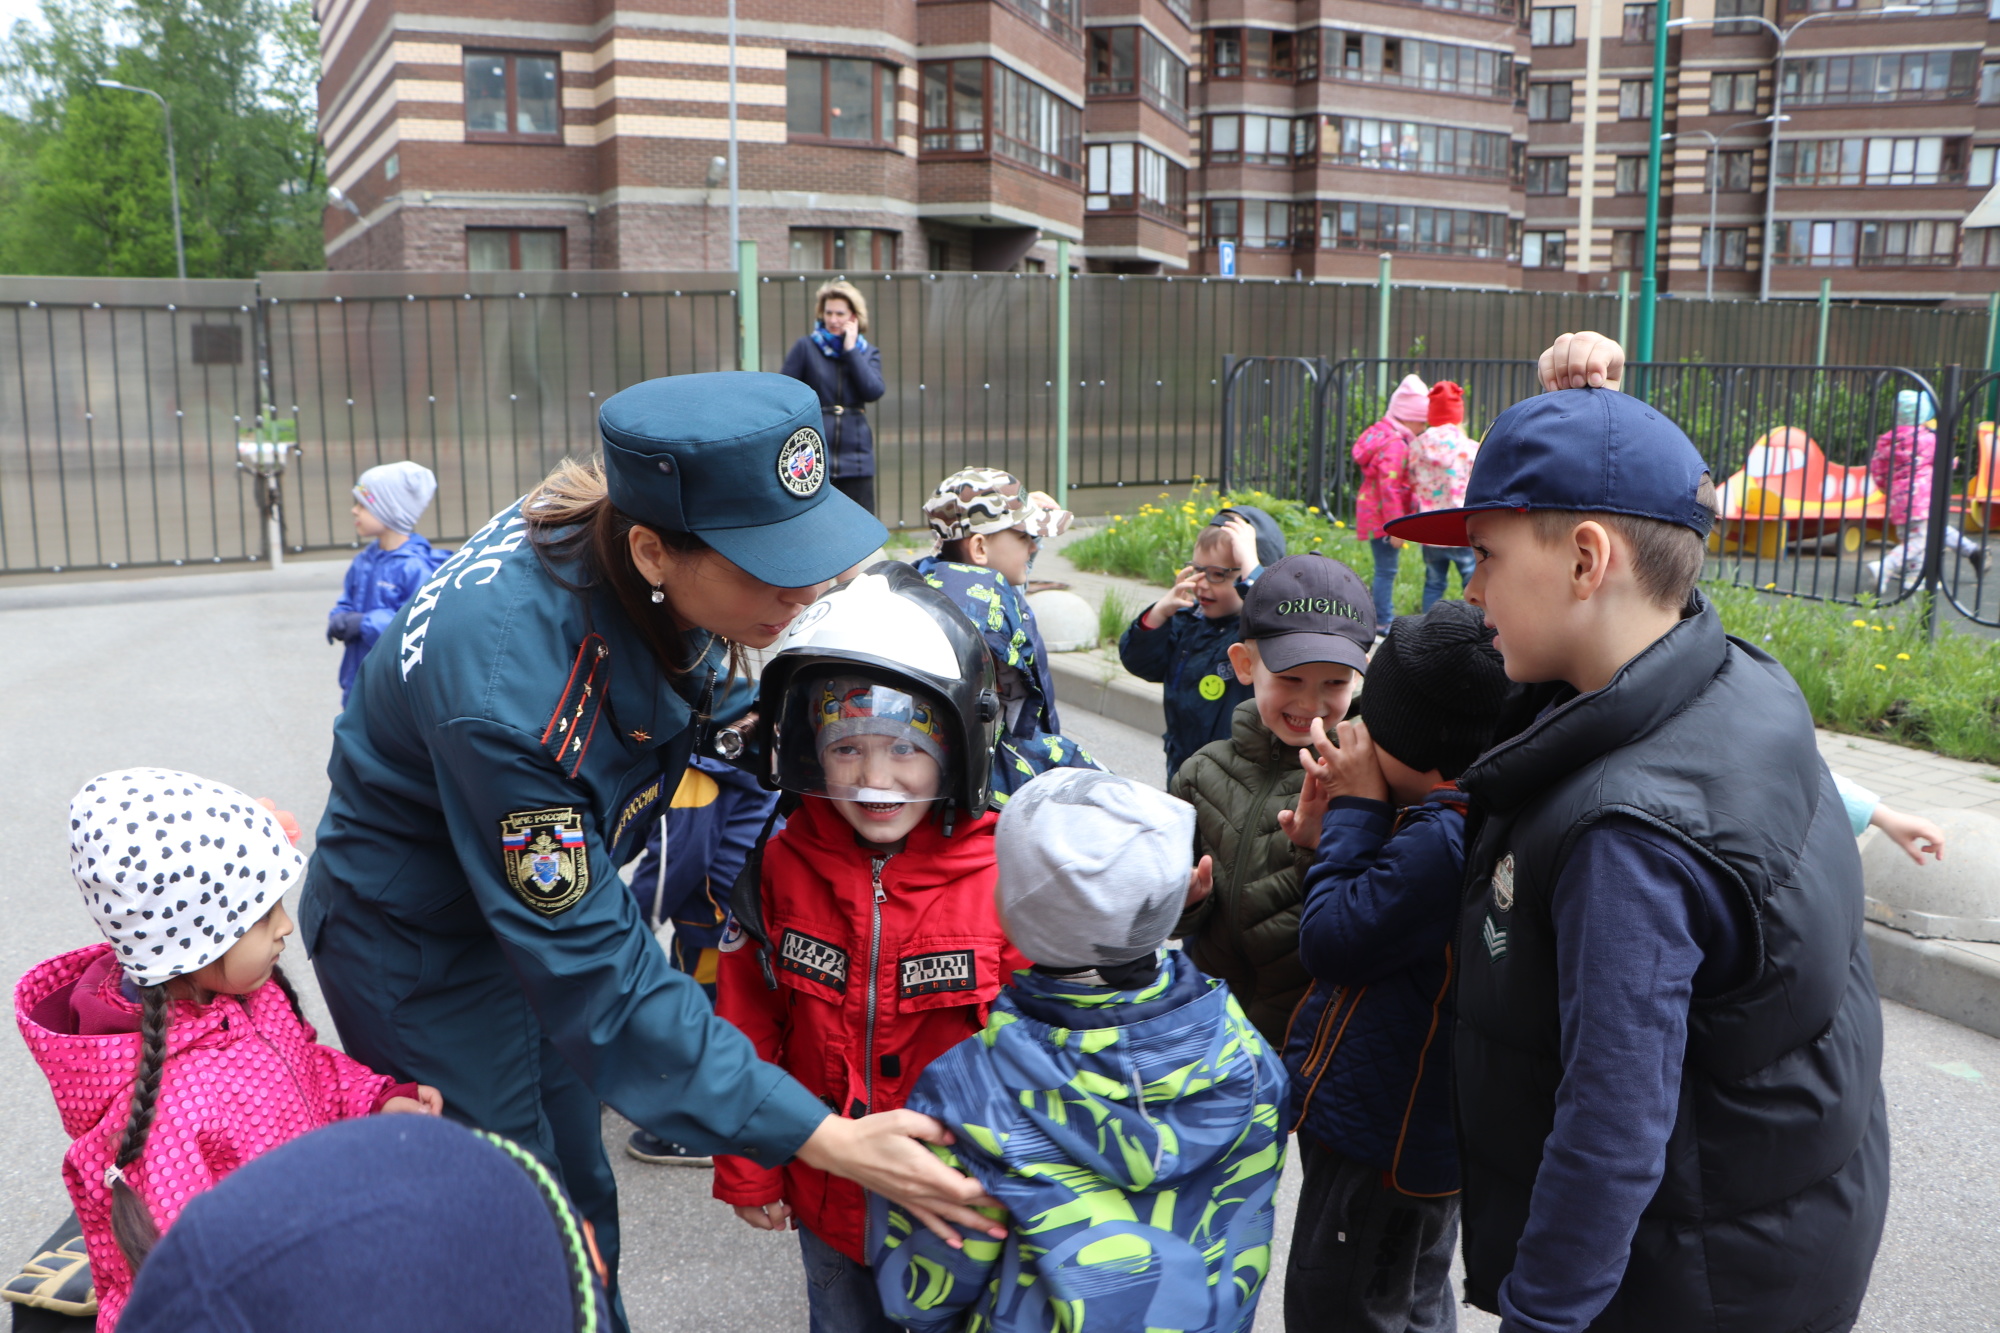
[1274,596,1363,622]
[899,949,977,997]
[779,929,848,991]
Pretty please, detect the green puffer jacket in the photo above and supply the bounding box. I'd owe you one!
[1171,698,1315,1046]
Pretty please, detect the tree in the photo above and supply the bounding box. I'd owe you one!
[0,0,325,277]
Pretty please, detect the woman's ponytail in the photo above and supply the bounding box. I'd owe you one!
[108,983,170,1275]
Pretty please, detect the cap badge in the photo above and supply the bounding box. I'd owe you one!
[1492,853,1516,912]
[778,428,826,498]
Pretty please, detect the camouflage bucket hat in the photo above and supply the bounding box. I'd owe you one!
[924,467,1074,549]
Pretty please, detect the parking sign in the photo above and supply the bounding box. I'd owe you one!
[1218,241,1237,277]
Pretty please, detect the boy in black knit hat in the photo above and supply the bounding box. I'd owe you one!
[1273,599,1514,1333]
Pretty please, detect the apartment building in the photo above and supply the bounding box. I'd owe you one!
[1521,0,2000,302]
[316,0,1195,273]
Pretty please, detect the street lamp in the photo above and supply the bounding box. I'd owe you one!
[96,79,185,281]
[1662,116,1785,299]
[1666,6,1921,302]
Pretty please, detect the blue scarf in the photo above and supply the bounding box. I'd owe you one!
[809,323,868,358]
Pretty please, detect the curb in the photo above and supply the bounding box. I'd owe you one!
[0,561,347,613]
[1047,651,1162,737]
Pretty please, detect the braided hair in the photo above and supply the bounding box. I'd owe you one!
[106,965,307,1277]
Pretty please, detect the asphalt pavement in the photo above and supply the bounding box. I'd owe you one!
[0,565,1996,1330]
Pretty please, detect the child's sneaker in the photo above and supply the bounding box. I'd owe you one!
[625,1130,713,1167]
[2,1214,96,1319]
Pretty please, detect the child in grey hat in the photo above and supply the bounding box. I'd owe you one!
[870,768,1290,1333]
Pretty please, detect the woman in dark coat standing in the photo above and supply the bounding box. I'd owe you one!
[780,279,885,514]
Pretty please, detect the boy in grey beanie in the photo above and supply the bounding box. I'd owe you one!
[872,767,1290,1333]
[326,461,451,706]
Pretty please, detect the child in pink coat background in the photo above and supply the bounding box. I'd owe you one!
[1867,388,1988,591]
[15,768,440,1329]
[1351,373,1430,633]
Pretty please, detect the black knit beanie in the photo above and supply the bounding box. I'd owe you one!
[1360,600,1514,780]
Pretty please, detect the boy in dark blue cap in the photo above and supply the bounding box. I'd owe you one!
[1385,333,1888,1333]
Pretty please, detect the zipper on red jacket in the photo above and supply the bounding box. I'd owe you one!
[863,853,890,1117]
[244,994,312,1112]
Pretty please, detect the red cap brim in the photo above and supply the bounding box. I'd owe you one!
[1382,505,1491,546]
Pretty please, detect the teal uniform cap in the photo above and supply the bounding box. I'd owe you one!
[599,371,887,586]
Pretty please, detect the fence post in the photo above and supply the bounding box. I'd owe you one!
[1617,270,1631,351]
[1375,254,1392,400]
[253,291,283,571]
[736,239,759,372]
[1986,291,2000,423]
[1815,278,1831,367]
[1219,354,1239,493]
[1055,237,1072,510]
[1310,357,1332,515]
[1924,365,1959,641]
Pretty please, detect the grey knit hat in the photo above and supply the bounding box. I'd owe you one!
[994,769,1194,969]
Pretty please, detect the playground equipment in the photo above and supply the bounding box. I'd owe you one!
[1710,427,1890,561]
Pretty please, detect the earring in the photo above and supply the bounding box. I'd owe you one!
[649,584,665,605]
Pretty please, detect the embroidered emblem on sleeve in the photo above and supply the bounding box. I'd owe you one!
[779,929,849,992]
[501,807,591,915]
[1492,853,1516,913]
[1482,913,1509,961]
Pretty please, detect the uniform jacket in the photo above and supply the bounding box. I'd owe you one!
[1406,423,1479,516]
[1171,699,1315,1046]
[780,333,884,479]
[1351,417,1416,541]
[1117,606,1252,779]
[303,500,830,1167]
[16,944,402,1330]
[1454,597,1889,1331]
[870,951,1288,1333]
[329,535,451,702]
[1869,423,1941,527]
[715,797,1027,1263]
[910,556,1098,803]
[627,756,780,982]
[1285,790,1466,1197]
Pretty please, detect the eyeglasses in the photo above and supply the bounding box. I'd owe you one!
[1189,564,1242,584]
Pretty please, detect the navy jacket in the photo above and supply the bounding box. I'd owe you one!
[1117,606,1251,779]
[626,755,778,978]
[328,534,450,702]
[1286,789,1467,1197]
[779,332,884,479]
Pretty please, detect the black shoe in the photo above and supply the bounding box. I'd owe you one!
[625,1130,713,1167]
[1970,546,1990,577]
[3,1213,95,1320]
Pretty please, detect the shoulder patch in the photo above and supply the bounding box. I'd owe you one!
[900,949,977,997]
[1491,853,1516,913]
[779,928,849,992]
[500,807,591,915]
[542,634,609,778]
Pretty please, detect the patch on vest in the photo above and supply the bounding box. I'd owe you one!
[1492,853,1516,913]
[779,929,849,992]
[899,949,977,997]
[500,807,590,916]
[1482,913,1509,961]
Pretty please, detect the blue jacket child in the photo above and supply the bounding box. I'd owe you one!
[872,769,1288,1333]
[327,461,450,704]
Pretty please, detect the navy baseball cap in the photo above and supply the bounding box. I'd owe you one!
[1385,388,1712,547]
[1240,553,1375,674]
[598,371,887,587]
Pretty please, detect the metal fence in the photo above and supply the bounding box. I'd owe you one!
[0,268,1994,577]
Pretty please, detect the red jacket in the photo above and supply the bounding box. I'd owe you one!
[713,798,1025,1262]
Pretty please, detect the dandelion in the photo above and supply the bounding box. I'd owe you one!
[1851,619,1868,628]
[1307,506,1321,515]
[1764,582,1777,590]
[1334,519,1347,529]
[1873,664,1887,671]
[1870,625,1884,632]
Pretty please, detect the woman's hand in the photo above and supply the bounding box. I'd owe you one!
[841,324,858,352]
[733,1201,795,1231]
[1297,718,1390,806]
[1143,567,1202,629]
[1538,332,1624,393]
[795,1110,1007,1249]
[381,1085,444,1116]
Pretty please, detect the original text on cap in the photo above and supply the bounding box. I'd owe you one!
[777,428,827,498]
[1275,596,1364,622]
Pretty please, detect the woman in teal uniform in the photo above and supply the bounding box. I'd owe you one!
[300,373,997,1329]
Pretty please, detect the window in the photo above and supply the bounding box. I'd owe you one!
[1709,148,1755,191]
[1207,114,1309,164]
[1321,201,1518,258]
[1615,155,1650,194]
[1621,4,1656,43]
[920,61,1082,180]
[1710,70,1759,113]
[788,229,899,270]
[1205,199,1238,246]
[1323,117,1515,178]
[1086,143,1187,218]
[1700,227,1750,269]
[1715,0,1764,36]
[1528,81,1574,120]
[1982,63,2000,104]
[1532,7,1576,46]
[1972,144,1997,188]
[1619,79,1654,119]
[1783,51,1979,105]
[1206,28,1311,82]
[996,0,1081,47]
[1964,228,2000,267]
[1776,136,1964,185]
[1088,28,1190,121]
[1522,230,1566,268]
[788,56,897,144]
[1203,199,1296,248]
[1775,218,1959,265]
[467,228,564,270]
[464,52,560,138]
[1325,31,1513,98]
[1526,155,1571,194]
[1611,229,1646,269]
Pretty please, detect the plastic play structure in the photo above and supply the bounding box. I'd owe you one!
[1709,427,1890,560]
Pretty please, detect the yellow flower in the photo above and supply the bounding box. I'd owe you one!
[1334,519,1347,529]
[1851,619,1868,628]
[1873,663,1887,671]
[1870,625,1884,632]
[1896,652,1911,660]
[1763,582,1776,590]
[1307,506,1321,515]
[1312,536,1323,544]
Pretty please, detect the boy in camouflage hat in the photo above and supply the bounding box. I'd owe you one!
[912,468,1096,803]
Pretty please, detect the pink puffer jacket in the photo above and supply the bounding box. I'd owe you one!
[1869,425,1942,528]
[16,944,401,1329]
[1352,417,1417,540]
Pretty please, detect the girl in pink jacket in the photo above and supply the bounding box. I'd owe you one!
[1867,389,1988,590]
[16,768,441,1329]
[1351,373,1430,631]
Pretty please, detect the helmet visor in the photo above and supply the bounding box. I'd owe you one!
[777,673,952,805]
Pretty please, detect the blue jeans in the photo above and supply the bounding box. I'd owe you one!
[799,1226,899,1333]
[1421,546,1476,611]
[1368,538,1400,630]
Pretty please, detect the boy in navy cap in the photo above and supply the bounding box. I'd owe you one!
[1386,334,1887,1333]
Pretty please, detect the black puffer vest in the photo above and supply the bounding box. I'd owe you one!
[1454,596,1889,1333]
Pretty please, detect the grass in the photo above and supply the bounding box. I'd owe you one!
[1067,484,2000,766]
[1096,586,1133,649]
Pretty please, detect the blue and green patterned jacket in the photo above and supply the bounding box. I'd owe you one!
[909,556,1099,803]
[870,950,1289,1333]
